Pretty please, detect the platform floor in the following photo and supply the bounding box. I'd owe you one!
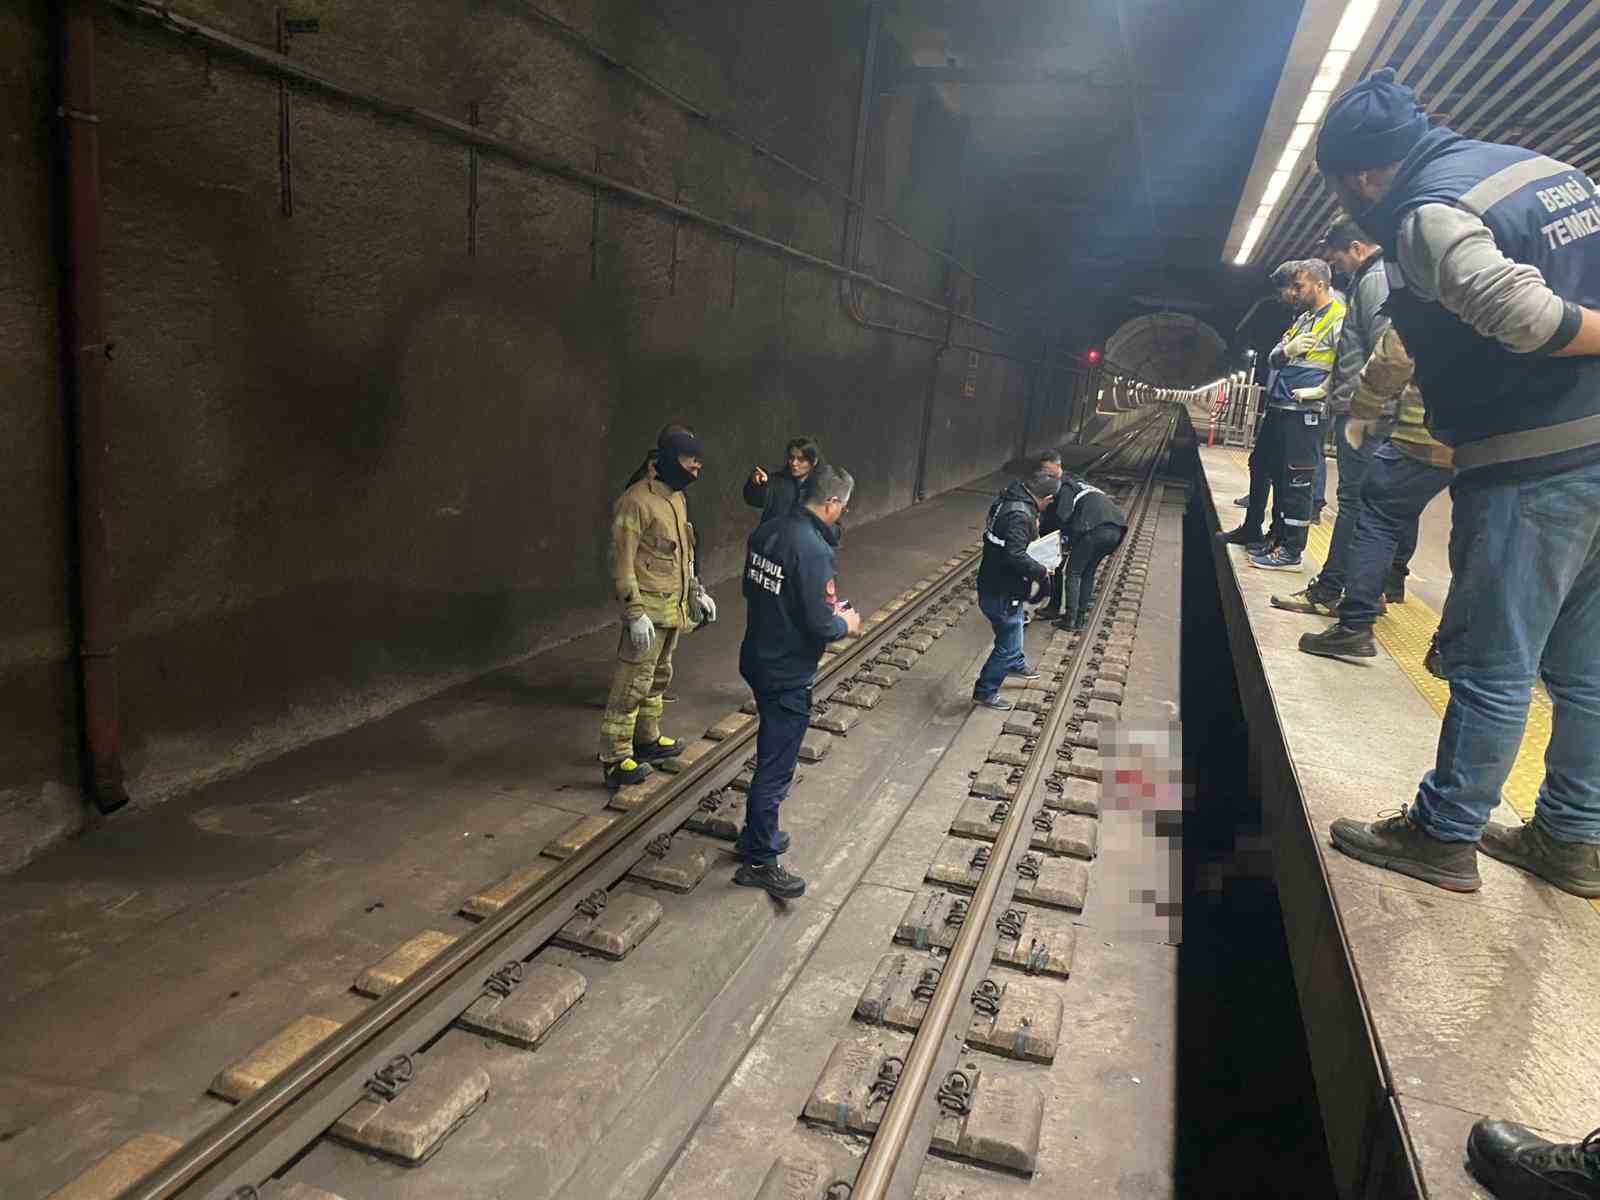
[1197,442,1600,1200]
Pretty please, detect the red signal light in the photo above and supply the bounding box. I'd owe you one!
[1086,348,1101,363]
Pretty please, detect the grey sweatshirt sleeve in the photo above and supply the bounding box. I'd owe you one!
[1396,204,1579,354]
[1328,267,1391,414]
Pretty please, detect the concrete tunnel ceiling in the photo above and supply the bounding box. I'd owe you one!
[881,0,1306,334]
[1104,312,1227,387]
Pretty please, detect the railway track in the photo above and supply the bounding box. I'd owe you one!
[80,411,1178,1200]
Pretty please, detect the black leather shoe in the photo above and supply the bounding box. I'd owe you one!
[1467,1118,1600,1199]
[734,862,806,899]
[1424,633,1444,680]
[1299,623,1378,661]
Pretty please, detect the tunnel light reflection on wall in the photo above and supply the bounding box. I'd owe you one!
[1234,0,1380,266]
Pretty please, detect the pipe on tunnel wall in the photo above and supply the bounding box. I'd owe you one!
[57,0,128,814]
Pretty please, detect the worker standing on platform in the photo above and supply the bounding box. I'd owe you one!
[1297,327,1453,660]
[1317,69,1600,900]
[972,469,1059,710]
[1053,471,1128,631]
[598,427,717,790]
[1273,221,1396,615]
[737,464,860,900]
[743,436,823,525]
[1217,260,1345,569]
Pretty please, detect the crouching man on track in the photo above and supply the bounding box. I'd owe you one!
[598,427,716,790]
[736,464,861,900]
[973,468,1060,711]
[1053,471,1128,631]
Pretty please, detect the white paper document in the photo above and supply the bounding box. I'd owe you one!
[1026,531,1062,571]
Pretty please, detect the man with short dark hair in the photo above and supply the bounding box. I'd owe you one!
[1217,261,1346,571]
[1315,69,1600,905]
[736,463,860,900]
[972,468,1059,710]
[1274,221,1396,614]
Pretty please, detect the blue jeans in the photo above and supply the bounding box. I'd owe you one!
[1409,458,1600,844]
[975,588,1027,700]
[1316,416,1374,595]
[740,685,811,865]
[1337,445,1451,629]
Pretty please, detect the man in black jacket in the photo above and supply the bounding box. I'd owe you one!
[973,469,1059,710]
[737,464,860,900]
[1054,472,1128,630]
[743,436,822,525]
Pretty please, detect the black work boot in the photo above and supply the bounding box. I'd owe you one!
[632,734,681,762]
[734,861,806,900]
[1479,820,1600,899]
[1329,812,1482,892]
[1424,633,1444,680]
[1468,1119,1600,1200]
[1299,622,1378,661]
[1215,525,1263,547]
[603,757,653,789]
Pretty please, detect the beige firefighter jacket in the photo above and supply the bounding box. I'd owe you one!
[608,461,698,627]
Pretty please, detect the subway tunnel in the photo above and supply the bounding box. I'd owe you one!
[5,3,1599,1200]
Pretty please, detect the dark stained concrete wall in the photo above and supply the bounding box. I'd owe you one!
[3,1,1072,869]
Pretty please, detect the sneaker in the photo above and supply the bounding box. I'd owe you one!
[1214,525,1264,547]
[1249,547,1303,571]
[1007,664,1042,682]
[603,757,653,788]
[632,734,681,762]
[1233,495,1249,508]
[1271,587,1339,616]
[1424,633,1444,679]
[1479,820,1600,898]
[1329,811,1482,892]
[734,861,806,899]
[663,693,679,704]
[735,828,791,857]
[972,695,1014,711]
[1299,623,1377,661]
[1468,1119,1600,1200]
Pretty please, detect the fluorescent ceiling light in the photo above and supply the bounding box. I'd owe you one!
[1312,50,1351,93]
[1232,0,1383,265]
[1297,90,1331,124]
[1329,0,1380,53]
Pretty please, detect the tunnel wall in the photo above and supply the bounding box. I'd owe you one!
[2,1,1052,869]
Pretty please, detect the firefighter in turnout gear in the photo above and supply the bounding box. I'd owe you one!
[598,427,717,789]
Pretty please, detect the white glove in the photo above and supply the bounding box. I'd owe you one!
[1291,383,1328,402]
[1344,418,1378,450]
[1283,332,1317,358]
[688,585,717,625]
[627,613,655,652]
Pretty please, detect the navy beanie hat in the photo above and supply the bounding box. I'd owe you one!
[1315,69,1430,174]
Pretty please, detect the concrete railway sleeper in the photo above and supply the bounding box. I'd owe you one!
[765,412,1176,1198]
[60,416,1175,1200]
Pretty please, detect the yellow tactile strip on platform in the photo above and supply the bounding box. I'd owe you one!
[1225,449,1596,914]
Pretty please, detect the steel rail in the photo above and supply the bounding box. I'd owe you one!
[851,410,1178,1200]
[117,420,1167,1200]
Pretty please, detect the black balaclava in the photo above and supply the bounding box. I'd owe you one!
[655,429,703,491]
